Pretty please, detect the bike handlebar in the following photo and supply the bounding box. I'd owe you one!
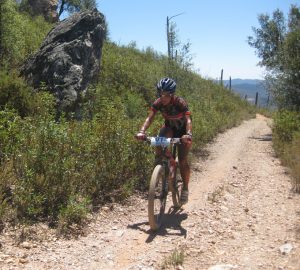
[145,136,181,147]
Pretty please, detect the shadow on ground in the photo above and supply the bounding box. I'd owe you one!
[127,207,188,243]
[249,133,272,141]
[296,210,300,240]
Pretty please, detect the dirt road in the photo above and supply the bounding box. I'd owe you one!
[1,114,299,270]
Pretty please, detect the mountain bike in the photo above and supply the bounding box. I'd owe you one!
[145,136,183,231]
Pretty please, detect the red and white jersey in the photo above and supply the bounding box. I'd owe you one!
[151,95,191,130]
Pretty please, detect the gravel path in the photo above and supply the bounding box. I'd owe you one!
[0,114,299,270]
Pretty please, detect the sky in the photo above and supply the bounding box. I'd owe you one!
[95,0,299,80]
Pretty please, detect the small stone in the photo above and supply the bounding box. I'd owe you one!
[116,230,124,237]
[279,243,293,255]
[21,254,28,259]
[19,258,29,264]
[220,206,229,212]
[102,206,110,212]
[20,242,31,249]
[6,258,14,264]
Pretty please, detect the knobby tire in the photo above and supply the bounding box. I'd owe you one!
[148,165,166,231]
[171,162,183,208]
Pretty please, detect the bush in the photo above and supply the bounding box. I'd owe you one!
[0,1,52,67]
[0,109,23,224]
[58,195,91,231]
[0,92,153,225]
[286,133,300,192]
[273,110,300,143]
[273,110,300,192]
[0,68,41,117]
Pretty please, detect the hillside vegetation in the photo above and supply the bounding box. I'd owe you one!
[272,111,300,192]
[248,4,300,192]
[0,2,255,230]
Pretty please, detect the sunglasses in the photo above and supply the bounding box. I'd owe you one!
[159,92,173,97]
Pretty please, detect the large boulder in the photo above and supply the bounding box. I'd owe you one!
[21,9,106,114]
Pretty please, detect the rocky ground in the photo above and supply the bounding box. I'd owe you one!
[0,114,299,270]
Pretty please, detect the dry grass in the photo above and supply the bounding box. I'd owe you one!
[286,134,300,192]
[272,111,300,193]
[161,248,185,269]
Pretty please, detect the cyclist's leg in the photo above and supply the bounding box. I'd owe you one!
[178,138,192,190]
[178,142,191,204]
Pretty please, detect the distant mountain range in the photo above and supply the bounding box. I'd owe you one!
[222,79,270,107]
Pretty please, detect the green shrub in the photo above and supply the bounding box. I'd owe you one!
[273,110,300,143]
[58,195,91,231]
[286,132,300,192]
[0,1,52,67]
[273,110,300,192]
[0,92,153,225]
[0,109,23,223]
[0,69,52,117]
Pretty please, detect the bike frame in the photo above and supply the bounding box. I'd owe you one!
[147,136,180,193]
[146,136,182,231]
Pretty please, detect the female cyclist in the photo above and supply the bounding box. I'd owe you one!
[136,77,192,204]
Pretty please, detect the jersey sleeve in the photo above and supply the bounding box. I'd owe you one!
[151,98,161,112]
[177,97,191,115]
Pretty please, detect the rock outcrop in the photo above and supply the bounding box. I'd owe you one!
[28,0,59,22]
[21,9,106,114]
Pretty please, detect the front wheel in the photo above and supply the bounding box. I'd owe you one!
[148,165,167,231]
[171,163,183,208]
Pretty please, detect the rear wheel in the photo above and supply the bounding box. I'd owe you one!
[171,163,183,208]
[148,165,167,231]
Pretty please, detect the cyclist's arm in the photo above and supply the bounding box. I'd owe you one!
[139,110,156,133]
[185,115,192,135]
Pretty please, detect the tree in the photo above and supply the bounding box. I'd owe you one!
[18,1,97,20]
[166,21,193,72]
[58,0,96,18]
[168,21,180,61]
[248,5,300,111]
[248,9,286,71]
[178,40,194,71]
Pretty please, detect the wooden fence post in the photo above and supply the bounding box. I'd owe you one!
[255,92,258,106]
[220,69,223,86]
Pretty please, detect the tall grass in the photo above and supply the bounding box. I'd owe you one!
[272,110,300,192]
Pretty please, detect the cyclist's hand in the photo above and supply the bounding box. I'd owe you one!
[135,131,146,141]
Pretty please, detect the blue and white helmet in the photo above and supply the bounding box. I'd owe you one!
[156,77,176,94]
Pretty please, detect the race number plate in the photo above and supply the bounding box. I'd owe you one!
[150,137,171,147]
